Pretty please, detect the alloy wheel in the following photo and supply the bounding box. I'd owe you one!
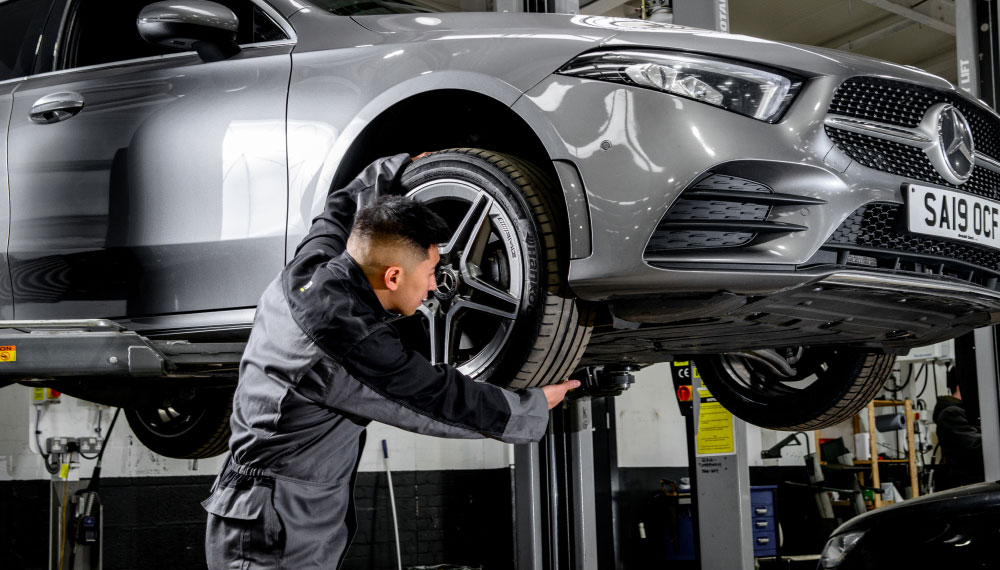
[406,179,523,378]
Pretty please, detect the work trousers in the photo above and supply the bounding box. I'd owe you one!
[204,459,356,570]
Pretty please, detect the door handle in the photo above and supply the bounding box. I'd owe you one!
[30,92,85,124]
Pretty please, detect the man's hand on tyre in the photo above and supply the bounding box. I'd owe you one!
[542,379,581,409]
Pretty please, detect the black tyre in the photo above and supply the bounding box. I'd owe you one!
[695,347,895,430]
[396,148,591,389]
[125,388,232,459]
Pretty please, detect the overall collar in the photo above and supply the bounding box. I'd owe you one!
[340,252,397,322]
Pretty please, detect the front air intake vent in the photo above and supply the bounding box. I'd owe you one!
[644,174,817,256]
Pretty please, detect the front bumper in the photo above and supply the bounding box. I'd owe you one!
[521,69,1000,357]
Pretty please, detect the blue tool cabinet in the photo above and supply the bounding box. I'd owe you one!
[750,485,778,557]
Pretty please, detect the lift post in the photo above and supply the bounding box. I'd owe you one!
[692,370,755,569]
[514,396,599,570]
[955,0,1000,483]
[514,367,630,570]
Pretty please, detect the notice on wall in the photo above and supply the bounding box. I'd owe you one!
[696,387,734,455]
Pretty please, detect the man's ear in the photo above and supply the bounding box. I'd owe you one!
[383,265,403,292]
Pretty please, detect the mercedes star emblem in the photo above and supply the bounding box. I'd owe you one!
[435,266,459,301]
[924,103,975,185]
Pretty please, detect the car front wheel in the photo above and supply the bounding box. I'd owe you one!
[396,148,592,389]
[695,347,895,430]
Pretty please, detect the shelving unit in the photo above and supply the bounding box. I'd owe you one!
[815,399,919,509]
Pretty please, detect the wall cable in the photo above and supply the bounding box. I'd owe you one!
[35,406,61,475]
[57,453,72,570]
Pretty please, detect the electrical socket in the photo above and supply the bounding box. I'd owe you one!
[77,437,101,455]
[46,437,69,454]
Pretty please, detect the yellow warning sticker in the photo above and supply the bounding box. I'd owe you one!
[59,463,70,479]
[696,387,734,455]
[0,345,15,362]
[32,387,45,402]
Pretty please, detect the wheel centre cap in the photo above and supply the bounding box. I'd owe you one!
[434,266,460,300]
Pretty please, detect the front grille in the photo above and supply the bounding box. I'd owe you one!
[829,77,1000,160]
[826,77,1000,201]
[825,128,1000,201]
[825,202,1000,284]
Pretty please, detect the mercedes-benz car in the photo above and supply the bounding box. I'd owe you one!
[1,0,998,458]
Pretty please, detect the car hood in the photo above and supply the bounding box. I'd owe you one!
[830,481,1000,537]
[350,13,953,88]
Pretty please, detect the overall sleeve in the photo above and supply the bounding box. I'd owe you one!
[327,324,549,444]
[294,153,412,259]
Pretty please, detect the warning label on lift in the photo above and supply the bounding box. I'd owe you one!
[0,345,16,362]
[696,387,734,455]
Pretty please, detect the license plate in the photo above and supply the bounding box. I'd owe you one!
[906,184,1000,250]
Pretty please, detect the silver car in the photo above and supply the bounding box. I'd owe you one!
[1,0,996,457]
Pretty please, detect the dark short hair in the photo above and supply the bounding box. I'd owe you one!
[947,366,961,395]
[352,196,451,256]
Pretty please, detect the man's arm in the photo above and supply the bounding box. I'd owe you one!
[294,153,412,259]
[327,324,551,444]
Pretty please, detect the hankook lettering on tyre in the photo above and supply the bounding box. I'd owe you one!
[522,223,539,309]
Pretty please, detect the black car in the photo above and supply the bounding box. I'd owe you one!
[819,481,1000,569]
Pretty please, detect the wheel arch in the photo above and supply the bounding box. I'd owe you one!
[328,77,591,259]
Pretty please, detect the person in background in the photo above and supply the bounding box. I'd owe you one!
[933,366,984,489]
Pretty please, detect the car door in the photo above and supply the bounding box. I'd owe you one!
[6,0,293,320]
[0,0,57,320]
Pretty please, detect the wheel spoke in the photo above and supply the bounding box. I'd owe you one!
[451,297,518,321]
[415,303,437,365]
[439,191,493,258]
[416,301,447,365]
[466,273,519,308]
[443,297,517,366]
[455,199,520,312]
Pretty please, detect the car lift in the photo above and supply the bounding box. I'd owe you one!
[514,366,628,570]
[513,361,759,570]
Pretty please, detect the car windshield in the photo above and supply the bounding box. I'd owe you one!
[307,0,440,15]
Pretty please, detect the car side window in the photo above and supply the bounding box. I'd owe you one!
[0,0,54,81]
[62,0,288,70]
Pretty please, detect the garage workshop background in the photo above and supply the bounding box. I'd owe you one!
[0,359,953,569]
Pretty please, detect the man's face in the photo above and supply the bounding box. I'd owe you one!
[392,245,440,317]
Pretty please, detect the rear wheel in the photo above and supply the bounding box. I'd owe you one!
[396,148,591,388]
[695,347,895,430]
[125,387,232,459]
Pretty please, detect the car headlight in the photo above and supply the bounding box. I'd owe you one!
[557,50,802,123]
[820,530,865,568]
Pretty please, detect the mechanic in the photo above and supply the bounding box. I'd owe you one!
[933,366,984,489]
[202,152,579,569]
